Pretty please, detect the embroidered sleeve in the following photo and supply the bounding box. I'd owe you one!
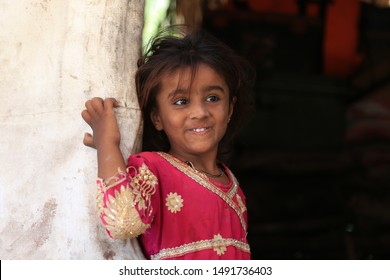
[96,159,158,239]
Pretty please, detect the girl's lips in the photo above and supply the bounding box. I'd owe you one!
[189,127,209,133]
[192,127,206,132]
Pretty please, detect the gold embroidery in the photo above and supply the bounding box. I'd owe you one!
[129,163,158,215]
[100,168,127,192]
[96,170,127,221]
[166,192,184,213]
[151,235,250,260]
[212,234,227,256]
[157,152,247,233]
[103,185,149,239]
[227,183,238,199]
[236,194,247,213]
[227,172,239,198]
[97,164,158,239]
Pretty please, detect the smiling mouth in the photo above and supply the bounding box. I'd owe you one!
[191,127,208,133]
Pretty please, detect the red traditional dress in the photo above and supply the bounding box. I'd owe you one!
[97,151,250,260]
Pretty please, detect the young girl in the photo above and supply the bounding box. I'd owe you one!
[82,27,255,260]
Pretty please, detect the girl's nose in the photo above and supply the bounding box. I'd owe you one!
[189,101,210,119]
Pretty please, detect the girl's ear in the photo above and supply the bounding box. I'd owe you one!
[228,96,237,120]
[150,109,163,131]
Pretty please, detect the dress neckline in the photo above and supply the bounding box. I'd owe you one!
[156,152,235,190]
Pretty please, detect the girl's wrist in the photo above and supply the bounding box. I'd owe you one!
[97,144,126,179]
[95,138,120,152]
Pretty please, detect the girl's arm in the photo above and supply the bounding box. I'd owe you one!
[82,98,153,240]
[81,97,126,178]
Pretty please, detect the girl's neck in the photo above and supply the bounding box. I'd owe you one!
[168,149,219,174]
[167,150,230,185]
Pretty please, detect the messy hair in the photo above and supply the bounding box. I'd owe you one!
[136,26,255,157]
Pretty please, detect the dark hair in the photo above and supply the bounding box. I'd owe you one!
[136,26,255,157]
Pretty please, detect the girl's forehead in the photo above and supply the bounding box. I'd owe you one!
[160,64,226,87]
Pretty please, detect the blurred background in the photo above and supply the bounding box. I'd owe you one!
[143,0,390,259]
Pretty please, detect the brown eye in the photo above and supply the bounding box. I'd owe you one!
[173,98,188,105]
[206,95,220,102]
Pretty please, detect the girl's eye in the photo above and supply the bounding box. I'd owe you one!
[173,98,188,105]
[206,95,220,102]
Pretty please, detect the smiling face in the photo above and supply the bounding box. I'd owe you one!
[151,63,234,160]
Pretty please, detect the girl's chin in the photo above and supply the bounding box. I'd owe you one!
[183,146,218,156]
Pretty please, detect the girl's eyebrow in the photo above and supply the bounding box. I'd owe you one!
[167,88,187,99]
[167,85,226,99]
[202,85,225,93]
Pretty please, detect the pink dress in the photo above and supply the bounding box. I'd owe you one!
[97,151,250,260]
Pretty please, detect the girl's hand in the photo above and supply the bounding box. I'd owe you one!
[81,97,120,150]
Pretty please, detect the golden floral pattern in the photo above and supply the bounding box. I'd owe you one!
[97,164,158,239]
[166,192,184,213]
[129,163,158,215]
[103,185,149,239]
[212,234,227,256]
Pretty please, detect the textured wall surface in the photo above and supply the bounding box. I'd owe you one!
[0,0,145,259]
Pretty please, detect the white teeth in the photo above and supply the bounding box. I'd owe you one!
[193,128,206,132]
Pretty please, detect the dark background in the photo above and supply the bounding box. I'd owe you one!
[174,0,390,259]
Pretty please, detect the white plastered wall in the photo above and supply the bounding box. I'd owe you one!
[0,0,145,259]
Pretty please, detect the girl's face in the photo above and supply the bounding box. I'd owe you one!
[151,63,234,159]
